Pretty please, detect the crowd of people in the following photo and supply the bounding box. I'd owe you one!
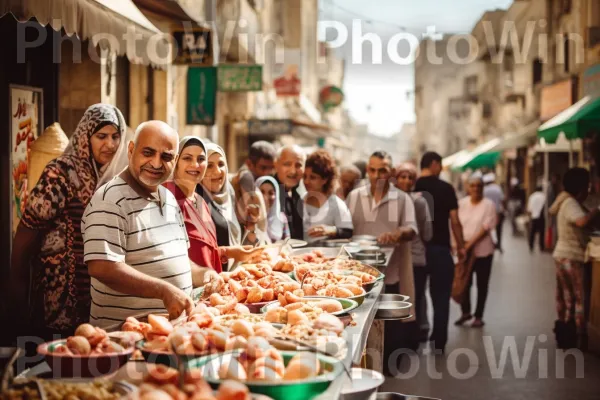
[4,103,595,373]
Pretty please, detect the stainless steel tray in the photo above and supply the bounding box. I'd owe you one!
[375,296,412,320]
[377,393,441,400]
[354,250,387,263]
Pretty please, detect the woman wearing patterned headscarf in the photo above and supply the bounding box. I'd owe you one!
[9,104,129,338]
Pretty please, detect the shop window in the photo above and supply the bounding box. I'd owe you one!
[482,102,492,119]
[504,53,514,88]
[588,0,600,48]
[532,58,543,85]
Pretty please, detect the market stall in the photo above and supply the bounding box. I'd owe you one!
[2,243,420,400]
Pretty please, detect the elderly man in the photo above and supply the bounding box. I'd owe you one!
[483,172,505,252]
[336,165,362,200]
[346,151,418,375]
[274,145,306,240]
[82,121,195,327]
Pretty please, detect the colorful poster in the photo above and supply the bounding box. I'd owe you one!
[10,86,43,237]
[273,49,301,97]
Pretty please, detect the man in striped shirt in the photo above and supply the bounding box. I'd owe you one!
[82,121,194,327]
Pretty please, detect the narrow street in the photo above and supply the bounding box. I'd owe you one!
[382,226,600,400]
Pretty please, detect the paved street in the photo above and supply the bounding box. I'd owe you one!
[381,228,600,400]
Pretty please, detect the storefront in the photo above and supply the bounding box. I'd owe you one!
[0,0,169,278]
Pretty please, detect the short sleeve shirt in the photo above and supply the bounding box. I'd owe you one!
[303,194,353,243]
[415,176,458,248]
[458,197,497,258]
[346,185,418,284]
[82,177,192,327]
[553,197,589,262]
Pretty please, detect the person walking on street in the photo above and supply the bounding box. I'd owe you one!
[483,173,505,252]
[527,186,546,252]
[455,174,497,328]
[415,152,466,354]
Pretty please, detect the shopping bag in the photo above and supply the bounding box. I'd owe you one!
[451,251,475,304]
[545,225,554,250]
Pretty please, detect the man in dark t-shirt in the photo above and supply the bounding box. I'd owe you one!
[414,151,466,354]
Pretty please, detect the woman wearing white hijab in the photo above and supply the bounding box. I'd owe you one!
[255,176,290,242]
[199,143,242,248]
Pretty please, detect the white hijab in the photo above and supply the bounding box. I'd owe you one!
[201,143,242,246]
[255,176,284,241]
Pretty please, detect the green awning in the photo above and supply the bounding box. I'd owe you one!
[459,151,502,170]
[537,95,600,143]
[452,139,502,171]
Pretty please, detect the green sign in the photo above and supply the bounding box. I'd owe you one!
[218,65,263,92]
[187,67,217,125]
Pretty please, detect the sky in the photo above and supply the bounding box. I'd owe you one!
[318,0,514,136]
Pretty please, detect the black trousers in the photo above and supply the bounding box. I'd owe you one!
[414,245,455,351]
[496,213,505,250]
[529,216,545,252]
[461,255,493,319]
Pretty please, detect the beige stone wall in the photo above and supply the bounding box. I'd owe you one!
[59,41,102,135]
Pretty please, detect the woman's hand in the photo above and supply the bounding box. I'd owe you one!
[225,246,265,263]
[308,225,337,238]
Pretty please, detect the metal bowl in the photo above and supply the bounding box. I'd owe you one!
[188,350,344,400]
[375,298,412,320]
[354,250,386,263]
[290,247,348,259]
[379,293,409,302]
[340,368,385,400]
[322,239,351,247]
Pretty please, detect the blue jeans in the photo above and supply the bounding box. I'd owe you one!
[414,245,455,351]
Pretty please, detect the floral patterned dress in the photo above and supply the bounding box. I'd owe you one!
[20,104,126,333]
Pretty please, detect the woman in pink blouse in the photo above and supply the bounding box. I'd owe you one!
[455,174,497,328]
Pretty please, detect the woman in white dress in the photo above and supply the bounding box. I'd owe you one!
[302,150,353,243]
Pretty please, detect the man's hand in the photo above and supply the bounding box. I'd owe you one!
[203,269,220,284]
[378,231,400,245]
[160,285,193,320]
[308,225,337,238]
[226,246,265,263]
[457,247,467,263]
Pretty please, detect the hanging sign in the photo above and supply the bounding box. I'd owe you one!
[218,65,263,92]
[187,67,217,125]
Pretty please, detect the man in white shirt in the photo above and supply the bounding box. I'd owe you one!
[483,173,505,252]
[527,186,546,252]
[346,151,418,375]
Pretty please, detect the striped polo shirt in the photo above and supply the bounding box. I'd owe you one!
[82,175,192,328]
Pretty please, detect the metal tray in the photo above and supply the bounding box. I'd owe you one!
[375,297,412,320]
[377,393,441,400]
[352,235,377,242]
[290,247,349,259]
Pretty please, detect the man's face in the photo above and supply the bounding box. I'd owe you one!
[430,160,442,176]
[276,149,305,189]
[340,171,359,196]
[248,157,275,178]
[128,129,178,191]
[367,156,392,188]
[396,170,416,192]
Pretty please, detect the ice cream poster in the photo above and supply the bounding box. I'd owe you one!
[10,86,43,237]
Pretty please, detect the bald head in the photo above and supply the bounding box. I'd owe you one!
[275,145,306,190]
[128,120,179,192]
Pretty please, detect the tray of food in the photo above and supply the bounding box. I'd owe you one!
[261,296,358,319]
[200,264,302,313]
[188,347,343,400]
[122,310,281,368]
[3,379,136,400]
[35,323,136,378]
